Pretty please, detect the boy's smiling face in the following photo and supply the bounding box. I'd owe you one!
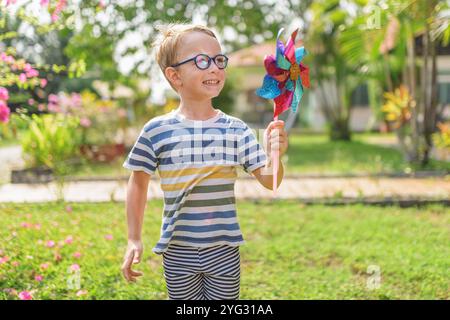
[166,31,226,100]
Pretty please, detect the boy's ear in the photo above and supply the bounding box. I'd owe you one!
[164,67,182,89]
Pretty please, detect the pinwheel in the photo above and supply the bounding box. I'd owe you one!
[255,28,310,196]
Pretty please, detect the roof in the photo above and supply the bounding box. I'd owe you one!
[228,39,304,68]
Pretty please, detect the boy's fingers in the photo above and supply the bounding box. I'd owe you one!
[270,130,280,138]
[267,120,284,131]
[121,250,134,280]
[133,250,141,264]
[130,270,143,277]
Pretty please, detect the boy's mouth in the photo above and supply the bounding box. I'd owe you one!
[202,80,220,86]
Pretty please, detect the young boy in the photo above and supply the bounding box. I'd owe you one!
[121,23,288,300]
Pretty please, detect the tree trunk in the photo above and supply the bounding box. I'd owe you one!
[405,21,419,163]
[422,29,438,166]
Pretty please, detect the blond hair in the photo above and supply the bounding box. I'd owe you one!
[152,23,218,91]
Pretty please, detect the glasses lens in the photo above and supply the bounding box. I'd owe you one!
[214,55,228,69]
[195,55,210,69]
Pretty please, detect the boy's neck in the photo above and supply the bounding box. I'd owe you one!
[176,99,217,121]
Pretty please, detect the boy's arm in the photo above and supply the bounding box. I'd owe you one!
[126,171,150,240]
[251,157,284,190]
[121,170,150,282]
[251,120,287,190]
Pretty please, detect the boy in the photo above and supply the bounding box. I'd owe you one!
[121,23,288,300]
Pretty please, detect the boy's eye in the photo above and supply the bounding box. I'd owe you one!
[215,56,227,68]
[195,55,210,68]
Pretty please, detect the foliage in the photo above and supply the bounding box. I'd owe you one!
[432,122,450,151]
[49,90,128,146]
[20,113,81,173]
[381,85,413,129]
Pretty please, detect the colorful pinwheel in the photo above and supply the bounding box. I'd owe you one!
[255,28,310,196]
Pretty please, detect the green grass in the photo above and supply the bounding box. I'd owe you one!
[285,133,450,174]
[69,158,129,178]
[2,133,448,181]
[60,133,450,179]
[0,201,448,299]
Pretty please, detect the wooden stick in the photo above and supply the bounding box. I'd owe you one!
[272,114,279,197]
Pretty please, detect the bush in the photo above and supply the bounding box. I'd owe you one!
[21,113,82,175]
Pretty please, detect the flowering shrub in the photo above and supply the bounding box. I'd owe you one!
[43,90,128,146]
[432,122,450,153]
[381,85,413,130]
[20,113,81,173]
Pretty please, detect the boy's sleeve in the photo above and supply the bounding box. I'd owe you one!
[123,129,158,175]
[238,123,267,174]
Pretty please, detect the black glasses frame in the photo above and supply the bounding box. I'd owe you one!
[171,53,229,70]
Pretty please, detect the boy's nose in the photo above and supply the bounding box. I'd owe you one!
[209,60,221,72]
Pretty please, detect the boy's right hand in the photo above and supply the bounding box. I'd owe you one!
[121,239,143,282]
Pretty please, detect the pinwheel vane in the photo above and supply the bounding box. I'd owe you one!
[255,28,310,196]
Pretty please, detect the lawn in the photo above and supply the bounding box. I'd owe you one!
[1,133,448,183]
[285,133,450,175]
[0,200,448,300]
[44,133,450,180]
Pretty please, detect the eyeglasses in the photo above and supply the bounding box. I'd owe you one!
[171,53,229,70]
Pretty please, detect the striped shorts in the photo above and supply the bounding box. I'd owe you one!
[162,243,241,300]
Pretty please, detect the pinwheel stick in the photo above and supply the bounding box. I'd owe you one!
[272,114,279,197]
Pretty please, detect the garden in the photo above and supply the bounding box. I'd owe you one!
[0,0,449,300]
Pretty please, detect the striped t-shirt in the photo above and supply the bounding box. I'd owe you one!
[123,108,267,254]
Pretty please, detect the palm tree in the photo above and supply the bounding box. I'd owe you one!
[306,0,373,141]
[339,0,450,166]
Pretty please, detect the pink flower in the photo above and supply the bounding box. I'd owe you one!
[26,69,39,78]
[65,235,73,244]
[47,103,60,113]
[70,93,82,108]
[73,252,82,259]
[24,63,32,72]
[76,289,88,297]
[34,224,41,230]
[3,55,14,64]
[11,261,20,267]
[35,275,43,282]
[79,117,91,128]
[40,263,50,270]
[46,240,55,248]
[0,256,10,264]
[70,264,80,272]
[48,94,59,104]
[65,205,72,213]
[40,78,47,88]
[40,0,49,6]
[0,87,9,101]
[0,101,10,123]
[104,234,113,241]
[21,222,32,228]
[6,0,18,7]
[18,291,32,300]
[37,104,46,112]
[19,73,27,83]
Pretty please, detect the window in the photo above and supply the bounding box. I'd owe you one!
[438,83,450,104]
[351,84,369,107]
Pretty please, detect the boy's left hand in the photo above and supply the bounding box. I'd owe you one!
[264,120,288,158]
